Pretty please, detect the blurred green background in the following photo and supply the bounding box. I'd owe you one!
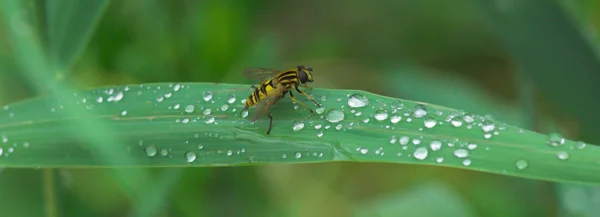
[1,0,600,216]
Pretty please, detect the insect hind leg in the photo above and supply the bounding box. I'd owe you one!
[266,110,273,135]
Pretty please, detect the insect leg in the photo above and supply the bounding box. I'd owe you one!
[266,110,273,135]
[294,85,322,107]
[289,91,315,114]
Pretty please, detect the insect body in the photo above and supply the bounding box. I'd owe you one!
[243,65,322,135]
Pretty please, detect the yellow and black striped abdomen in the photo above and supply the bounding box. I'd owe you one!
[244,78,279,109]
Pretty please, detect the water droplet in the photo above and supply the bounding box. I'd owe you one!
[362,118,369,123]
[335,124,343,130]
[317,131,324,138]
[390,115,402,124]
[185,151,197,162]
[413,147,428,160]
[413,104,428,118]
[313,124,322,130]
[453,149,469,158]
[481,121,495,133]
[436,157,444,163]
[197,144,204,149]
[156,96,164,102]
[325,109,345,123]
[430,141,442,151]
[399,136,410,145]
[424,118,436,128]
[292,121,305,131]
[96,97,104,103]
[320,96,327,101]
[467,144,477,150]
[160,149,169,156]
[347,94,369,108]
[164,92,172,98]
[182,118,190,124]
[202,91,213,101]
[316,107,325,114]
[241,110,249,118]
[221,104,229,111]
[145,145,157,157]
[121,110,127,116]
[111,91,124,102]
[227,94,236,104]
[391,101,404,111]
[390,136,397,144]
[173,84,181,91]
[185,105,195,113]
[226,150,233,156]
[462,159,472,166]
[374,110,389,121]
[204,115,215,124]
[547,133,565,147]
[576,141,586,149]
[295,152,302,158]
[359,148,369,154]
[450,117,463,127]
[557,151,569,160]
[23,142,29,148]
[516,160,528,169]
[203,108,211,115]
[173,104,180,109]
[463,114,475,123]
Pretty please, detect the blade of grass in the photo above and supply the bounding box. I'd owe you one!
[0,82,597,185]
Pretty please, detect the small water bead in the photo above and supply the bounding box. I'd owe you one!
[374,110,389,121]
[185,151,197,163]
[145,145,157,157]
[355,111,362,116]
[467,144,477,150]
[424,118,437,128]
[436,157,444,163]
[413,104,428,118]
[295,152,302,158]
[293,105,299,110]
[221,104,229,111]
[462,159,472,166]
[282,154,287,159]
[516,160,528,169]
[227,94,237,104]
[226,150,233,156]
[412,138,422,145]
[325,125,331,129]
[185,105,195,113]
[463,114,475,123]
[182,118,190,124]
[241,110,249,118]
[173,84,181,91]
[576,141,586,149]
[484,133,492,139]
[204,115,215,124]
[453,149,469,158]
[320,96,327,102]
[557,151,569,160]
[23,142,29,148]
[450,117,463,127]
[413,147,428,160]
[325,109,345,123]
[202,91,213,101]
[315,124,322,130]
[399,136,410,145]
[390,136,398,144]
[292,121,305,131]
[160,149,169,156]
[347,94,369,108]
[156,96,164,102]
[390,115,402,124]
[547,133,565,147]
[481,121,495,133]
[164,92,172,98]
[359,148,369,154]
[203,108,212,115]
[0,148,3,156]
[335,124,343,130]
[430,141,442,151]
[173,104,180,109]
[315,107,326,115]
[317,131,324,137]
[120,110,128,116]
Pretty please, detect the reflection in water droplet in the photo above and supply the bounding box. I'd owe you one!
[295,152,302,158]
[182,118,190,124]
[516,160,528,169]
[185,151,197,162]
[391,101,404,111]
[390,115,402,124]
[314,124,322,130]
[359,148,368,154]
[121,110,127,116]
[320,96,327,102]
[424,118,436,128]
[374,110,389,121]
[227,94,236,104]
[221,104,229,111]
[335,124,343,130]
[399,136,410,145]
[453,149,469,158]
[430,140,442,151]
[436,157,444,163]
[362,118,369,123]
[226,150,233,156]
[204,115,215,124]
[317,131,324,137]
[185,105,195,113]
[203,108,211,115]
[451,117,463,127]
[463,114,475,123]
[146,145,157,157]
[390,136,397,144]
[202,91,213,101]
[576,141,586,149]
[160,149,169,156]
[241,110,249,118]
[413,147,428,160]
[481,121,495,133]
[347,94,369,108]
[292,121,305,131]
[462,159,471,166]
[413,104,428,118]
[548,133,565,147]
[156,96,164,102]
[412,138,421,145]
[325,109,345,123]
[467,144,477,150]
[557,151,569,160]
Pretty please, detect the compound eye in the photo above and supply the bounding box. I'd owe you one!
[298,70,308,83]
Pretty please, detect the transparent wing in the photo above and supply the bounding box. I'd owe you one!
[242,67,281,82]
[250,87,286,122]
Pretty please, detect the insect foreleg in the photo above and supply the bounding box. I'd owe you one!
[294,85,322,107]
[289,91,315,114]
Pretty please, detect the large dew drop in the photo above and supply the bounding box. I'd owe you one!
[292,120,305,131]
[347,94,369,108]
[547,133,565,147]
[185,151,197,162]
[424,118,436,128]
[202,91,213,101]
[227,94,236,104]
[430,140,442,151]
[325,109,345,123]
[413,147,428,160]
[413,104,428,118]
[374,110,388,121]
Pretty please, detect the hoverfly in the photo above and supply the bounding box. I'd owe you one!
[242,65,322,135]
